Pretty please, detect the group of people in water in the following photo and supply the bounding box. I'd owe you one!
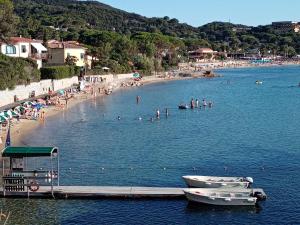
[117,95,213,122]
[189,98,213,109]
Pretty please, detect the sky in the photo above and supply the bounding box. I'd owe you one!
[99,0,300,27]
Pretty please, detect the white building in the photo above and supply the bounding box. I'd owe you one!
[0,37,47,69]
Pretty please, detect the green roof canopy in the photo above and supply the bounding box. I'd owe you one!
[2,147,58,157]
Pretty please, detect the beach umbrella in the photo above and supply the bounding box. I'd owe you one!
[58,90,65,96]
[23,101,33,107]
[0,111,11,119]
[133,72,140,78]
[0,115,7,123]
[8,110,19,117]
[15,106,26,114]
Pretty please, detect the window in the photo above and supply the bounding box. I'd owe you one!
[6,45,16,54]
[80,53,85,60]
[21,45,27,53]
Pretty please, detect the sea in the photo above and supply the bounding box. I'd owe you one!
[2,66,300,224]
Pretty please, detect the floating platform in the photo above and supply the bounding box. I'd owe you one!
[0,186,266,200]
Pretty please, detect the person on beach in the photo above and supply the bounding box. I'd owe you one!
[41,110,46,120]
[156,109,160,119]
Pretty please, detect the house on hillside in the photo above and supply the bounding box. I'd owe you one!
[46,40,91,68]
[188,48,217,62]
[0,37,47,69]
[271,21,300,33]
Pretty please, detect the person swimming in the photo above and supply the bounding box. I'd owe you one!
[117,116,121,120]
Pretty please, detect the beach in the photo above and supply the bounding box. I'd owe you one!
[1,60,299,149]
[0,74,191,149]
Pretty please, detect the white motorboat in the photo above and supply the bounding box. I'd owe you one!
[184,188,264,206]
[182,175,253,188]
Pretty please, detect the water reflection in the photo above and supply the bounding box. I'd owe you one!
[185,202,262,214]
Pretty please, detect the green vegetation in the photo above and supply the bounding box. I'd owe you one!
[0,53,40,90]
[12,0,300,57]
[2,0,300,90]
[40,66,80,80]
[0,0,19,41]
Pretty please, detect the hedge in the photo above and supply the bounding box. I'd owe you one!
[0,53,40,90]
[40,66,81,80]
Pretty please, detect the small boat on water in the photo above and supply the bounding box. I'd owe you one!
[255,80,263,85]
[184,188,266,206]
[178,104,189,109]
[182,175,253,188]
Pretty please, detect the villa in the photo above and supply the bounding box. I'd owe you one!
[46,40,90,68]
[0,37,47,69]
[188,48,217,62]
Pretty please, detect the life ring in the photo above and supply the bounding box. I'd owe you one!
[29,181,39,192]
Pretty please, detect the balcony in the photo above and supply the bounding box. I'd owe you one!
[30,53,48,60]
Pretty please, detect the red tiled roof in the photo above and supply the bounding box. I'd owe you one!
[47,41,86,49]
[8,37,42,44]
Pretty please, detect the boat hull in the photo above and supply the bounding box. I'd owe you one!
[184,191,257,206]
[183,176,249,188]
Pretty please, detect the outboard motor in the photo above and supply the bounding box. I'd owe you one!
[244,177,254,188]
[252,191,267,201]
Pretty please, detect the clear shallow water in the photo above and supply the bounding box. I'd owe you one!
[2,66,300,224]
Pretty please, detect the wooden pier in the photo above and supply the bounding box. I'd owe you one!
[0,186,266,200]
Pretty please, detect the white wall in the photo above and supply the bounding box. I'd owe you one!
[116,73,134,80]
[0,43,30,58]
[0,76,79,108]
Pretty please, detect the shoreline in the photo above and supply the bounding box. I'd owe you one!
[0,75,185,148]
[1,62,299,148]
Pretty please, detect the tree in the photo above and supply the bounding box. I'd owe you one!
[65,55,78,66]
[0,0,19,41]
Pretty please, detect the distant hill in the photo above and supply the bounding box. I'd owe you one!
[12,0,300,55]
[13,0,200,38]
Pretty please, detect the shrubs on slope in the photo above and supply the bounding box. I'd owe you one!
[0,53,40,90]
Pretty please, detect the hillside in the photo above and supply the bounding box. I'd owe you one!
[12,0,300,56]
[13,0,199,39]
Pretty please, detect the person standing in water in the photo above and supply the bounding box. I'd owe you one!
[190,98,195,109]
[156,109,160,119]
[195,99,199,108]
[165,108,169,117]
[136,95,141,104]
[203,99,207,107]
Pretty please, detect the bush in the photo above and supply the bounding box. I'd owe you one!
[0,53,40,90]
[40,66,80,80]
